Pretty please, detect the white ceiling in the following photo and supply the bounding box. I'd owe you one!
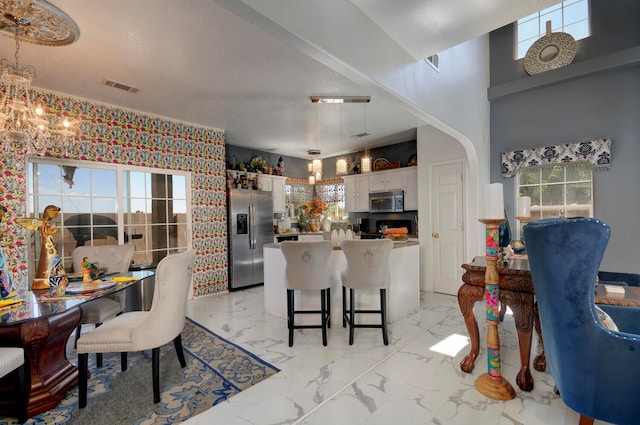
[0,0,559,159]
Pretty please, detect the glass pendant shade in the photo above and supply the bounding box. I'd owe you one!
[361,155,372,173]
[308,174,315,184]
[336,157,348,175]
[312,158,322,174]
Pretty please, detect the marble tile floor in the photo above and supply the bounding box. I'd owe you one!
[183,287,613,425]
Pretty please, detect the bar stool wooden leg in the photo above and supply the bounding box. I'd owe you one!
[287,289,294,347]
[349,288,355,345]
[342,286,347,327]
[321,289,328,346]
[380,288,389,345]
[326,288,331,329]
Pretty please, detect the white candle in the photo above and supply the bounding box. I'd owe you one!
[483,183,504,219]
[517,196,531,217]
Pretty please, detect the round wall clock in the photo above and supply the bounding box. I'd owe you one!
[523,23,576,76]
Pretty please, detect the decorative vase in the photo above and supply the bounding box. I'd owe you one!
[0,248,14,298]
[298,212,307,232]
[322,215,332,232]
[309,213,320,232]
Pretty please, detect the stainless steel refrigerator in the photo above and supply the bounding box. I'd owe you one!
[228,188,274,290]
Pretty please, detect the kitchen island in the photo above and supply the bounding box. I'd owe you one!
[264,241,419,326]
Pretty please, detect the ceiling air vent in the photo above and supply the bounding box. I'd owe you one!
[425,54,440,72]
[102,79,141,94]
[352,132,370,138]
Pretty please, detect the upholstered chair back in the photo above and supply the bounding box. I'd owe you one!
[129,249,196,350]
[341,239,393,290]
[72,244,135,274]
[525,217,640,425]
[281,241,333,291]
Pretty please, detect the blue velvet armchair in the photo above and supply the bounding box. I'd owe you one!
[524,217,640,425]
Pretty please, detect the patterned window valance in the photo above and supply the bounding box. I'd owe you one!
[501,138,611,177]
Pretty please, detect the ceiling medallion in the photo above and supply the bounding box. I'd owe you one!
[0,0,79,46]
[523,21,576,76]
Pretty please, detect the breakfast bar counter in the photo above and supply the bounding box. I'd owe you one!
[264,241,419,326]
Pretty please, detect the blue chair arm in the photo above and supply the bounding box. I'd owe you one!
[599,304,640,334]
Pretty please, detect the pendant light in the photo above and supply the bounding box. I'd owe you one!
[308,103,322,183]
[360,103,372,173]
[335,104,348,175]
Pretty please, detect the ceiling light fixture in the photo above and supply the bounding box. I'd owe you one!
[335,104,347,175]
[0,7,81,156]
[310,95,371,104]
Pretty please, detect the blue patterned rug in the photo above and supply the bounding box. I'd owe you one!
[1,318,279,424]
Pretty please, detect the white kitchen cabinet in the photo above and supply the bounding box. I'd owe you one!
[363,167,418,210]
[343,174,370,213]
[402,167,418,211]
[369,168,404,192]
[259,174,287,213]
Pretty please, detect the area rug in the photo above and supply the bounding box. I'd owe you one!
[0,318,279,425]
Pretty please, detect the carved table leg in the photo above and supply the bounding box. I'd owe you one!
[457,282,484,373]
[501,289,534,391]
[532,300,546,371]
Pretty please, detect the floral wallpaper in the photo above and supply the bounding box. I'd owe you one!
[0,90,228,296]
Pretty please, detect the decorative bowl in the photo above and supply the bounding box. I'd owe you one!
[510,240,526,254]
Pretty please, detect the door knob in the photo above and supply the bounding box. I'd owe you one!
[432,233,439,238]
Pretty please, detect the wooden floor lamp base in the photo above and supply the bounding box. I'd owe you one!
[475,373,516,400]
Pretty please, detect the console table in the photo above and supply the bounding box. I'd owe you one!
[0,271,153,419]
[457,257,638,392]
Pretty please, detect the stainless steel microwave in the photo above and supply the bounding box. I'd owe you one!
[369,191,404,213]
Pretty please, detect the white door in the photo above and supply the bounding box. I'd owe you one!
[431,161,464,295]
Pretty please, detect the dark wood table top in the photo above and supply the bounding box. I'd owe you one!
[463,256,531,275]
[0,270,154,325]
[595,284,640,307]
[463,256,640,307]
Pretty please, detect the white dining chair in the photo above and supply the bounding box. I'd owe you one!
[71,244,135,364]
[0,347,26,423]
[341,239,393,345]
[77,249,196,407]
[281,241,333,346]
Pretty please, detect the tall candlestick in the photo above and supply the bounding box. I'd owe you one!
[517,196,531,217]
[475,216,515,401]
[483,183,504,219]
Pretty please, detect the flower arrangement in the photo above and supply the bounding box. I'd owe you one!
[247,156,269,173]
[301,196,328,216]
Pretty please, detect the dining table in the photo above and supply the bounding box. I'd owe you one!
[0,270,154,419]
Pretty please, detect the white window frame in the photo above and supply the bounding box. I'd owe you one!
[26,157,192,271]
[516,0,590,59]
[516,165,593,237]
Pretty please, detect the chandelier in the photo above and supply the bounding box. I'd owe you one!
[0,1,81,155]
